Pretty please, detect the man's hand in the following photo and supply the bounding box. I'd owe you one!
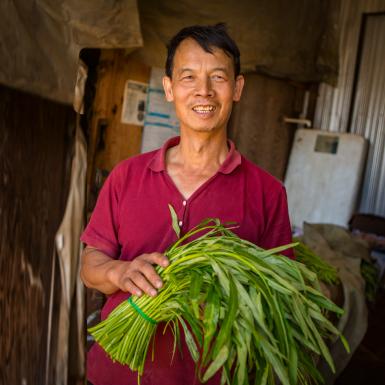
[106,253,169,297]
[80,247,169,296]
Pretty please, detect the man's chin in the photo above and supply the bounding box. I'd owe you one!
[187,124,222,133]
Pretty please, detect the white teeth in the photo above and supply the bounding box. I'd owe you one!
[193,105,215,112]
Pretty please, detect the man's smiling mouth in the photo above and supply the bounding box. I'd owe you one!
[192,105,216,113]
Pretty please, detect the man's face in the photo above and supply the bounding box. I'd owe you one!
[163,38,244,135]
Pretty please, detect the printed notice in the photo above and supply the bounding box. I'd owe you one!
[141,67,180,153]
[121,80,148,125]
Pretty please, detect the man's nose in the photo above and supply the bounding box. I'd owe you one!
[195,76,214,97]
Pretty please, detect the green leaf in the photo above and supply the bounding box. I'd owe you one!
[180,302,203,346]
[258,335,290,385]
[297,349,324,384]
[254,364,270,385]
[305,287,344,315]
[234,323,248,385]
[202,283,221,365]
[210,259,230,296]
[287,327,298,385]
[306,315,335,372]
[168,203,180,238]
[212,274,239,358]
[340,334,350,354]
[203,344,229,382]
[189,271,204,319]
[178,316,199,363]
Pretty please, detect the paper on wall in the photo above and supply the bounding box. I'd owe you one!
[141,67,179,153]
[121,80,148,126]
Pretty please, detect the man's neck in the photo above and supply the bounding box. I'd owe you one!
[167,130,229,174]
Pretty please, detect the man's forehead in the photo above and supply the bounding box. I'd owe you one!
[173,38,234,71]
[175,38,225,57]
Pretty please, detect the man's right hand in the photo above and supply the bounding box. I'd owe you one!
[106,253,169,297]
[80,247,169,296]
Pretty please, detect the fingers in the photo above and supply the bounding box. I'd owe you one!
[118,253,170,297]
[138,261,164,290]
[139,252,169,268]
[123,271,158,297]
[120,277,143,297]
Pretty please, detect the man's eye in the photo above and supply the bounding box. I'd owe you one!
[182,75,193,80]
[212,75,225,81]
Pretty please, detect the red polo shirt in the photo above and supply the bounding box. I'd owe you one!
[81,136,293,385]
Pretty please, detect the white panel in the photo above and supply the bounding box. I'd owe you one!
[285,129,368,228]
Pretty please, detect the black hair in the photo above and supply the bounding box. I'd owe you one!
[165,23,241,78]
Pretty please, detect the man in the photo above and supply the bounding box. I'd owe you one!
[80,23,293,385]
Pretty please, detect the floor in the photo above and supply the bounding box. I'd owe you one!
[335,287,385,385]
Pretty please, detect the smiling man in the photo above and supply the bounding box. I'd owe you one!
[80,24,293,385]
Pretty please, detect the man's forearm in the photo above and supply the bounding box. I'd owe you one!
[80,247,122,295]
[80,246,169,297]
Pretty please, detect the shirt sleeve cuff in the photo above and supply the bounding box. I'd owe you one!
[80,233,120,259]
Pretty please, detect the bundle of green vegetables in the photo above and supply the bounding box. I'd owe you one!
[89,208,349,385]
[293,239,339,285]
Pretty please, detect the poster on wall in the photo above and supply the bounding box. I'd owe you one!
[121,80,148,126]
[141,67,180,153]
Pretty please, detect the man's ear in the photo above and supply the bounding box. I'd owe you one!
[233,75,245,102]
[162,76,174,102]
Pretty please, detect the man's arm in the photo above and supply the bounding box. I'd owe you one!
[80,246,169,296]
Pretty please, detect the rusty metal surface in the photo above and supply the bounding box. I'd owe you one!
[0,85,74,385]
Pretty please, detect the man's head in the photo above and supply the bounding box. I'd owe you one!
[163,24,244,135]
[165,23,240,79]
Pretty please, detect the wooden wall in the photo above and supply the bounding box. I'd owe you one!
[86,49,151,212]
[0,85,75,385]
[228,73,317,181]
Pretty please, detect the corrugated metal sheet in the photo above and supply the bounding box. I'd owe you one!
[351,14,385,215]
[314,0,385,216]
[314,0,366,132]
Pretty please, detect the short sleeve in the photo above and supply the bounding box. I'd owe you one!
[259,185,294,259]
[80,167,122,259]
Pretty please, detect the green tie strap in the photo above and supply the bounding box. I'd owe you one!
[128,296,157,325]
